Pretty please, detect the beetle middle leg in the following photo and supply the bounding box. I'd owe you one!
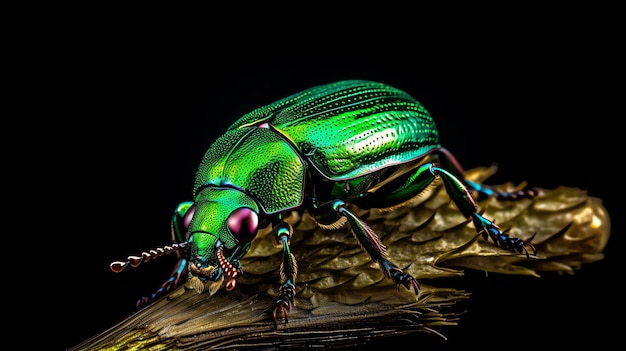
[313,200,420,295]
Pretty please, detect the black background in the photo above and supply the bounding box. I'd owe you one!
[45,22,622,351]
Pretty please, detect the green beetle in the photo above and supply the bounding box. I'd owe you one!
[111,80,538,323]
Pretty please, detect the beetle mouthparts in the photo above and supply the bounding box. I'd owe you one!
[189,261,213,278]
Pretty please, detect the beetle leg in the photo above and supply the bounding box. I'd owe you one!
[132,203,194,308]
[351,163,440,210]
[353,161,536,258]
[436,148,542,200]
[272,221,298,326]
[110,240,190,309]
[464,179,543,201]
[331,200,420,294]
[136,257,189,309]
[432,165,537,258]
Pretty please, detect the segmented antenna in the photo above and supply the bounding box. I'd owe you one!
[110,242,189,273]
[217,245,239,291]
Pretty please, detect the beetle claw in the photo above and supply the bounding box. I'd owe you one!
[272,282,296,327]
[381,261,421,295]
[403,275,421,294]
[272,302,290,328]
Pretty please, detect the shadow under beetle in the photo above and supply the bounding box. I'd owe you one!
[111,80,538,324]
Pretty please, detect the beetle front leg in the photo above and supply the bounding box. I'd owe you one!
[136,257,188,308]
[110,240,190,309]
[272,221,298,326]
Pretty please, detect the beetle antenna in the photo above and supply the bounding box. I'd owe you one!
[110,242,189,273]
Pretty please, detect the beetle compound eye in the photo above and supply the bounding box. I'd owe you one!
[183,205,196,229]
[227,207,258,242]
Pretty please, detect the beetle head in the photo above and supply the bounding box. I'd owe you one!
[185,186,260,291]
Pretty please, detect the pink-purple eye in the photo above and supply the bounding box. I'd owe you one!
[183,205,196,229]
[227,207,258,242]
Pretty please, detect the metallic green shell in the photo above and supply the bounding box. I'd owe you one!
[230,80,440,180]
[194,80,439,214]
[194,127,305,214]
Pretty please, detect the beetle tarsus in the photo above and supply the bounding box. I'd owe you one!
[472,213,536,258]
[272,281,295,327]
[493,186,543,201]
[465,179,543,201]
[380,259,420,294]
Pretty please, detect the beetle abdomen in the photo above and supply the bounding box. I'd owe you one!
[230,80,440,180]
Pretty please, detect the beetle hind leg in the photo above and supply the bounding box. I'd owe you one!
[432,165,537,257]
[436,148,542,201]
[352,160,537,258]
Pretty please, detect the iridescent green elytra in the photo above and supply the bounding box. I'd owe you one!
[111,80,538,324]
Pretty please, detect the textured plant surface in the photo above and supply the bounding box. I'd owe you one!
[72,167,610,351]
